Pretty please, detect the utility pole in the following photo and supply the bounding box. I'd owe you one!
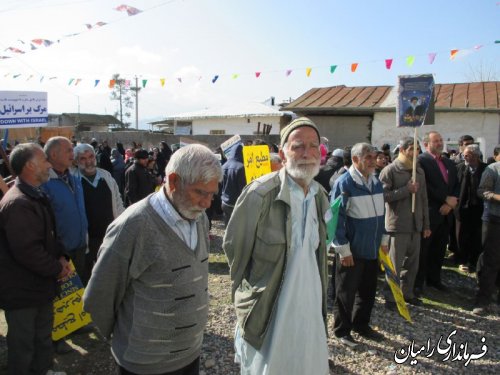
[135,76,139,130]
[129,76,141,130]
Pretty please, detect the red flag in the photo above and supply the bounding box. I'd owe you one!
[255,72,261,78]
[351,63,358,72]
[115,5,142,16]
[109,80,116,88]
[385,59,393,70]
[450,49,459,60]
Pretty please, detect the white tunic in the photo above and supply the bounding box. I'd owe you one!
[234,177,329,375]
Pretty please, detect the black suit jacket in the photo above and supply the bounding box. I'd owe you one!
[418,152,459,227]
[455,161,487,220]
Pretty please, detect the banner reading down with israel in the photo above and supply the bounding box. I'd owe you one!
[0,91,48,128]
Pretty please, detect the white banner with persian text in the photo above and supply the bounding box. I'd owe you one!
[0,91,48,129]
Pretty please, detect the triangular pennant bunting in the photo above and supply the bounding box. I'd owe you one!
[351,63,358,72]
[306,67,312,77]
[428,52,437,64]
[406,56,415,67]
[385,59,393,69]
[330,65,337,74]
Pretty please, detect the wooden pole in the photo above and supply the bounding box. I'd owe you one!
[411,126,418,213]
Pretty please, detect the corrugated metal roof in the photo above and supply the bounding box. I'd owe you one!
[283,82,500,113]
[164,102,287,120]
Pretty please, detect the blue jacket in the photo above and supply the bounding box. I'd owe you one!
[332,166,386,260]
[42,169,88,253]
[221,143,247,207]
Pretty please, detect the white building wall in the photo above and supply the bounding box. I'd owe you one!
[372,111,500,158]
[192,116,281,135]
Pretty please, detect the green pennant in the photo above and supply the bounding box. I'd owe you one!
[326,195,342,245]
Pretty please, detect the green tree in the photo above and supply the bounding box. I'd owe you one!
[109,74,134,128]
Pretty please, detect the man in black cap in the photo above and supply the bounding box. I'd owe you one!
[124,149,156,206]
[224,117,331,374]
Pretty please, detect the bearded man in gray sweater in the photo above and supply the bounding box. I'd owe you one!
[84,144,222,375]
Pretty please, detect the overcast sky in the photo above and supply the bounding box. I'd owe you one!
[0,0,498,127]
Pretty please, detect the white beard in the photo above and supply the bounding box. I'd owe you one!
[171,191,204,220]
[285,158,320,186]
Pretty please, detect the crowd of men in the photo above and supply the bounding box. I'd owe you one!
[0,121,498,374]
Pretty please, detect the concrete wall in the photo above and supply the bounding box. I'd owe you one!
[372,111,500,158]
[192,116,281,135]
[307,115,373,149]
[77,130,280,151]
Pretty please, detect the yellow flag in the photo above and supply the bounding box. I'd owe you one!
[406,56,415,67]
[379,248,412,323]
[306,67,312,77]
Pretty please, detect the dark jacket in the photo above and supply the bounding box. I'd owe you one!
[221,144,247,207]
[0,178,64,309]
[124,161,156,205]
[314,156,343,193]
[456,161,487,220]
[418,152,459,226]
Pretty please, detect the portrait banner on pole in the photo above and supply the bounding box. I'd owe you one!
[397,75,435,127]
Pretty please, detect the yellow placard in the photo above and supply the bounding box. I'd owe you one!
[52,262,92,340]
[242,145,272,184]
[379,248,412,323]
[52,289,92,340]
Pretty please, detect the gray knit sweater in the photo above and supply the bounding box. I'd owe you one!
[83,197,209,374]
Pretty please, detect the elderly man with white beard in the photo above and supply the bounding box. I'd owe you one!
[224,117,331,375]
[84,144,222,375]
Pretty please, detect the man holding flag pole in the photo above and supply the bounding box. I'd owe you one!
[379,137,431,309]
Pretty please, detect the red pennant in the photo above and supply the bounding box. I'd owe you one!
[351,63,358,72]
[255,72,261,78]
[385,59,393,69]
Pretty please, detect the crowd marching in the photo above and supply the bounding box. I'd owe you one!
[0,117,499,375]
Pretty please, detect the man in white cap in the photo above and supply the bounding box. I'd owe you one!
[224,117,331,374]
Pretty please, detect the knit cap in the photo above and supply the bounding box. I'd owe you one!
[280,117,320,147]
